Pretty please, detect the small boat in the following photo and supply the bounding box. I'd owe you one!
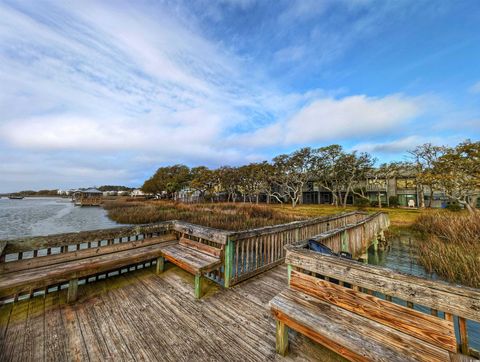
[307,239,352,259]
[8,194,24,200]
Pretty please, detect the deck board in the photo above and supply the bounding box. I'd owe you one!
[0,264,346,362]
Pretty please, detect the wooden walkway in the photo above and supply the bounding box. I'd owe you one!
[0,264,345,362]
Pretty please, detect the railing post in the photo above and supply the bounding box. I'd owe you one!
[224,237,234,288]
[372,234,379,251]
[341,230,349,253]
[287,264,292,285]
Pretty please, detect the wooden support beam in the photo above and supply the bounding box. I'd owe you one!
[67,278,78,303]
[276,320,289,356]
[194,274,203,299]
[156,256,165,274]
[459,317,469,355]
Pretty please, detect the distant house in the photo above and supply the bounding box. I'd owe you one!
[102,190,118,197]
[131,189,145,197]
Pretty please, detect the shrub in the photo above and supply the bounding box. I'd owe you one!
[446,203,462,212]
[353,198,369,210]
[388,196,399,207]
[354,198,369,207]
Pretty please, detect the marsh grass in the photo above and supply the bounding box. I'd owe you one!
[104,199,425,231]
[103,200,302,230]
[414,211,480,288]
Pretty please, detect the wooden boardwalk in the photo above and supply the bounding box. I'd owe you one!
[0,264,345,362]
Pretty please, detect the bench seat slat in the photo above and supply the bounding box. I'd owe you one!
[159,244,221,275]
[0,243,169,298]
[269,288,451,362]
[290,270,457,352]
[178,238,223,258]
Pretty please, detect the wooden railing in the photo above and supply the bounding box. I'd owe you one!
[0,221,172,262]
[307,212,390,258]
[223,211,376,287]
[0,211,389,296]
[285,243,480,359]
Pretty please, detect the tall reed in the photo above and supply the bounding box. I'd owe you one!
[414,211,480,288]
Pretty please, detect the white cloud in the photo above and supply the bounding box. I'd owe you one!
[232,94,423,147]
[352,135,466,155]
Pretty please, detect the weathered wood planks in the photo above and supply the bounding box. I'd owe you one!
[1,264,343,362]
[270,288,452,362]
[159,244,222,275]
[289,270,457,352]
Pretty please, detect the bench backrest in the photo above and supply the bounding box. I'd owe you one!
[289,270,457,352]
[286,247,480,322]
[0,233,177,274]
[179,237,224,258]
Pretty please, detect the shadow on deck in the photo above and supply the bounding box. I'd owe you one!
[0,264,345,361]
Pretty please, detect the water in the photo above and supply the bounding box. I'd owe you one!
[368,231,480,352]
[0,197,121,240]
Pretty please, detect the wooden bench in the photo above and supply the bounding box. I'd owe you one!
[0,234,176,303]
[269,245,480,362]
[158,237,223,298]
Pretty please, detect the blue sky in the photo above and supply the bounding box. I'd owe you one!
[0,0,479,192]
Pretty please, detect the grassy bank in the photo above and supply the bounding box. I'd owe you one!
[414,211,480,288]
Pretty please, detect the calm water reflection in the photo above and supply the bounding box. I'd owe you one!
[368,231,479,351]
[0,197,121,240]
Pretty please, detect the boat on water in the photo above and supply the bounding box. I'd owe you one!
[8,194,25,199]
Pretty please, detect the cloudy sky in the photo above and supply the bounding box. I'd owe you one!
[0,0,479,192]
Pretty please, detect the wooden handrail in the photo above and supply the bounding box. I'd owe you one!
[227,211,366,240]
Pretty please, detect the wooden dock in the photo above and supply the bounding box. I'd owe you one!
[0,264,345,361]
[2,211,476,361]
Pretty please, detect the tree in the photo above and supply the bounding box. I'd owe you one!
[337,151,374,207]
[270,148,314,207]
[141,165,191,198]
[311,145,344,206]
[408,143,446,208]
[431,140,479,213]
[217,166,240,202]
[189,166,216,201]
